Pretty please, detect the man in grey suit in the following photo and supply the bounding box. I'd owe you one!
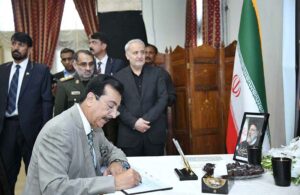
[115,39,168,156]
[23,75,141,195]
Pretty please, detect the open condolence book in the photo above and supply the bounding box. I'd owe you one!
[121,171,173,194]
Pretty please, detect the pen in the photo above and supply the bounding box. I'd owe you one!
[172,138,193,173]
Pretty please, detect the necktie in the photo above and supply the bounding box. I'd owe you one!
[7,65,20,114]
[97,62,102,74]
[87,131,96,168]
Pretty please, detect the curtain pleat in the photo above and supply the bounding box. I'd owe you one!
[11,0,65,68]
[185,0,197,48]
[202,0,221,48]
[73,0,99,37]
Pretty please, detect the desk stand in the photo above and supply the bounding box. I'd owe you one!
[175,168,198,181]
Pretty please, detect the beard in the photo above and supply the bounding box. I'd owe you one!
[12,50,27,61]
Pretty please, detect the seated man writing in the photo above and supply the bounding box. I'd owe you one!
[23,75,141,195]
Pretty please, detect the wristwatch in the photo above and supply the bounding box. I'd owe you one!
[111,159,130,170]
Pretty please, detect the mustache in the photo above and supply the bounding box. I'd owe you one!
[12,50,20,54]
[89,48,94,52]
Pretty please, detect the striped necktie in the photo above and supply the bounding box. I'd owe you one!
[7,65,20,114]
[87,131,96,168]
[97,62,102,74]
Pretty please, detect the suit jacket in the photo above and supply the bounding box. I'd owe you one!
[23,105,128,195]
[95,57,126,76]
[114,65,168,148]
[0,61,53,148]
[54,74,87,116]
[52,71,64,81]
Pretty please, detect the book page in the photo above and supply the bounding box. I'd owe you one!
[122,171,172,195]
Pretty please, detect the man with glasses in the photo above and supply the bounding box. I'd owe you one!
[54,50,95,116]
[24,75,142,194]
[89,32,127,144]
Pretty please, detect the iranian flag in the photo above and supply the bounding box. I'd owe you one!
[226,0,270,154]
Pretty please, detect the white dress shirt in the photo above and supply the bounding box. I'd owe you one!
[95,54,108,74]
[6,58,29,117]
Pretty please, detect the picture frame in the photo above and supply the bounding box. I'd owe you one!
[233,112,270,163]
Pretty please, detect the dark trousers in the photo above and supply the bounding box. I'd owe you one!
[120,134,164,157]
[0,117,32,195]
[0,153,11,195]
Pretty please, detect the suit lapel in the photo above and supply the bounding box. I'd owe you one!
[2,63,12,94]
[19,61,33,98]
[141,66,151,100]
[105,57,113,75]
[126,67,141,99]
[71,106,97,176]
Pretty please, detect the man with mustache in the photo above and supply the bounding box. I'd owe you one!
[89,32,127,144]
[23,75,141,195]
[54,50,95,116]
[89,32,126,76]
[145,44,176,107]
[0,32,53,194]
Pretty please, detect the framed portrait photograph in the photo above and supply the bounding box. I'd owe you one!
[233,112,270,163]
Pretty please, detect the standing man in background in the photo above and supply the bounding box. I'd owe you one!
[54,50,95,116]
[52,48,75,81]
[89,32,127,144]
[89,32,126,76]
[115,39,168,156]
[51,48,75,97]
[0,32,53,194]
[145,43,176,106]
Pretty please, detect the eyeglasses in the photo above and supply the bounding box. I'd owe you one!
[77,62,94,68]
[94,94,120,116]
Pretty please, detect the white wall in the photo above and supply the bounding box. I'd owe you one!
[142,0,186,52]
[226,0,286,147]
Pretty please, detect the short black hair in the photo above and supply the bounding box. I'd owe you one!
[79,75,124,103]
[11,32,33,47]
[90,32,109,46]
[74,50,94,61]
[60,48,75,55]
[145,43,158,54]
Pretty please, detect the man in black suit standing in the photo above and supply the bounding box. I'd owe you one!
[89,32,127,144]
[0,32,53,194]
[89,32,126,76]
[115,39,168,156]
[52,48,75,81]
[51,48,75,97]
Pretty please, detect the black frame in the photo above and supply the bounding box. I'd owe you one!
[233,112,269,163]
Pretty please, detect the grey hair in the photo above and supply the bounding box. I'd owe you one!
[124,39,145,53]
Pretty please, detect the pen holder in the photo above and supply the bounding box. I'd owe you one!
[174,168,198,181]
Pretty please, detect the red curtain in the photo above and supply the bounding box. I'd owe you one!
[202,0,221,48]
[12,0,65,68]
[185,0,197,48]
[73,0,99,37]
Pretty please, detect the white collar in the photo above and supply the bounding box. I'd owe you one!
[13,58,29,69]
[76,103,92,135]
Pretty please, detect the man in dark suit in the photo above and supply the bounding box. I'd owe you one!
[115,39,168,156]
[51,48,75,98]
[89,32,127,144]
[145,43,176,106]
[89,32,126,76]
[52,48,75,81]
[0,32,53,194]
